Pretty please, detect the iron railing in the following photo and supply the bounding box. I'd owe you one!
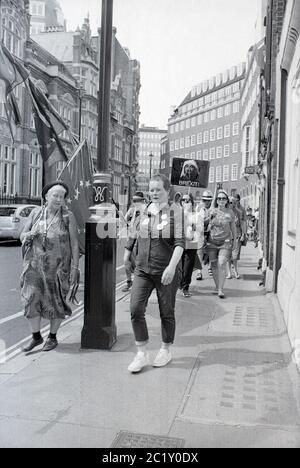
[0,194,41,206]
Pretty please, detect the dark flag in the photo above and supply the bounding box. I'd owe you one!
[0,43,29,139]
[59,139,94,254]
[26,78,70,165]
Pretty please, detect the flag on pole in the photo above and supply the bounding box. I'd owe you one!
[58,139,94,254]
[26,78,70,165]
[0,43,29,139]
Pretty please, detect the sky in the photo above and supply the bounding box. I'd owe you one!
[59,0,261,129]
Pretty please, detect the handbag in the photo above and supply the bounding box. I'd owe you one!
[241,235,248,247]
[208,226,229,246]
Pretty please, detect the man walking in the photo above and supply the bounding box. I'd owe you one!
[196,190,213,280]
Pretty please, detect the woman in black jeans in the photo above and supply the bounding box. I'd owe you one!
[181,194,204,297]
[124,174,185,374]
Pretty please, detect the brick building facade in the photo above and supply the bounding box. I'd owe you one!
[29,0,66,35]
[257,0,287,290]
[238,40,265,210]
[166,64,245,199]
[34,22,141,205]
[0,0,141,204]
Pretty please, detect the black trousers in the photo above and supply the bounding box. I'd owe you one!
[181,249,197,291]
[130,269,179,344]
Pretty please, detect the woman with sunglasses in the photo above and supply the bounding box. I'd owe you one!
[181,194,204,297]
[207,190,237,299]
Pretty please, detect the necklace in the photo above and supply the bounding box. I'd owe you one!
[42,207,60,249]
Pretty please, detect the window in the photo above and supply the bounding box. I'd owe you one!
[29,152,42,197]
[30,1,46,17]
[180,121,185,131]
[203,131,209,143]
[233,143,238,153]
[186,119,191,129]
[233,122,239,136]
[225,104,231,116]
[0,145,17,195]
[232,164,238,181]
[210,129,216,142]
[223,165,229,182]
[197,114,203,125]
[30,22,45,35]
[203,149,209,160]
[205,94,211,106]
[204,112,209,123]
[185,136,191,148]
[175,139,179,150]
[209,167,215,183]
[197,150,202,160]
[225,86,231,97]
[216,166,222,183]
[191,152,196,159]
[218,89,225,100]
[185,153,190,159]
[170,125,175,134]
[191,117,196,127]
[224,125,230,138]
[224,145,230,157]
[210,148,216,160]
[232,82,240,94]
[217,107,223,119]
[217,147,222,159]
[211,109,216,121]
[1,14,23,57]
[197,133,203,145]
[170,141,175,151]
[233,101,240,113]
[217,127,223,140]
[175,123,179,133]
[245,125,250,166]
[180,138,185,149]
[191,135,196,146]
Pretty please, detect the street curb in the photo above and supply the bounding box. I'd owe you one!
[0,279,130,366]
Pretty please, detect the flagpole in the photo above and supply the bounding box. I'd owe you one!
[81,0,117,350]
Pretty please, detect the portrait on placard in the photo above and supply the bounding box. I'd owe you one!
[171,158,210,188]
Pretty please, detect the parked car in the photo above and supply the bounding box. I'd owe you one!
[0,205,38,241]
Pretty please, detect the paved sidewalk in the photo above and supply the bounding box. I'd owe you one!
[0,245,299,448]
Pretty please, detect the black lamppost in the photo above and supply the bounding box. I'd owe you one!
[81,0,117,350]
[149,152,154,179]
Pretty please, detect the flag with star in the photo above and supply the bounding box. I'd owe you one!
[27,78,69,166]
[58,139,94,254]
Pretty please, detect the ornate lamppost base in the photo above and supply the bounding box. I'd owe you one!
[81,173,117,350]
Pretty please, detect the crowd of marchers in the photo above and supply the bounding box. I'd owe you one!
[19,175,258,375]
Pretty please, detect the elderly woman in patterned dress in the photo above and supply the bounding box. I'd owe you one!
[20,182,79,353]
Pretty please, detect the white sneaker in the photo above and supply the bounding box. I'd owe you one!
[128,352,149,373]
[153,348,172,368]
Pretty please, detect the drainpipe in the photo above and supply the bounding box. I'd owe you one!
[275,68,287,292]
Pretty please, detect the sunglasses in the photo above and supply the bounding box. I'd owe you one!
[217,197,228,201]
